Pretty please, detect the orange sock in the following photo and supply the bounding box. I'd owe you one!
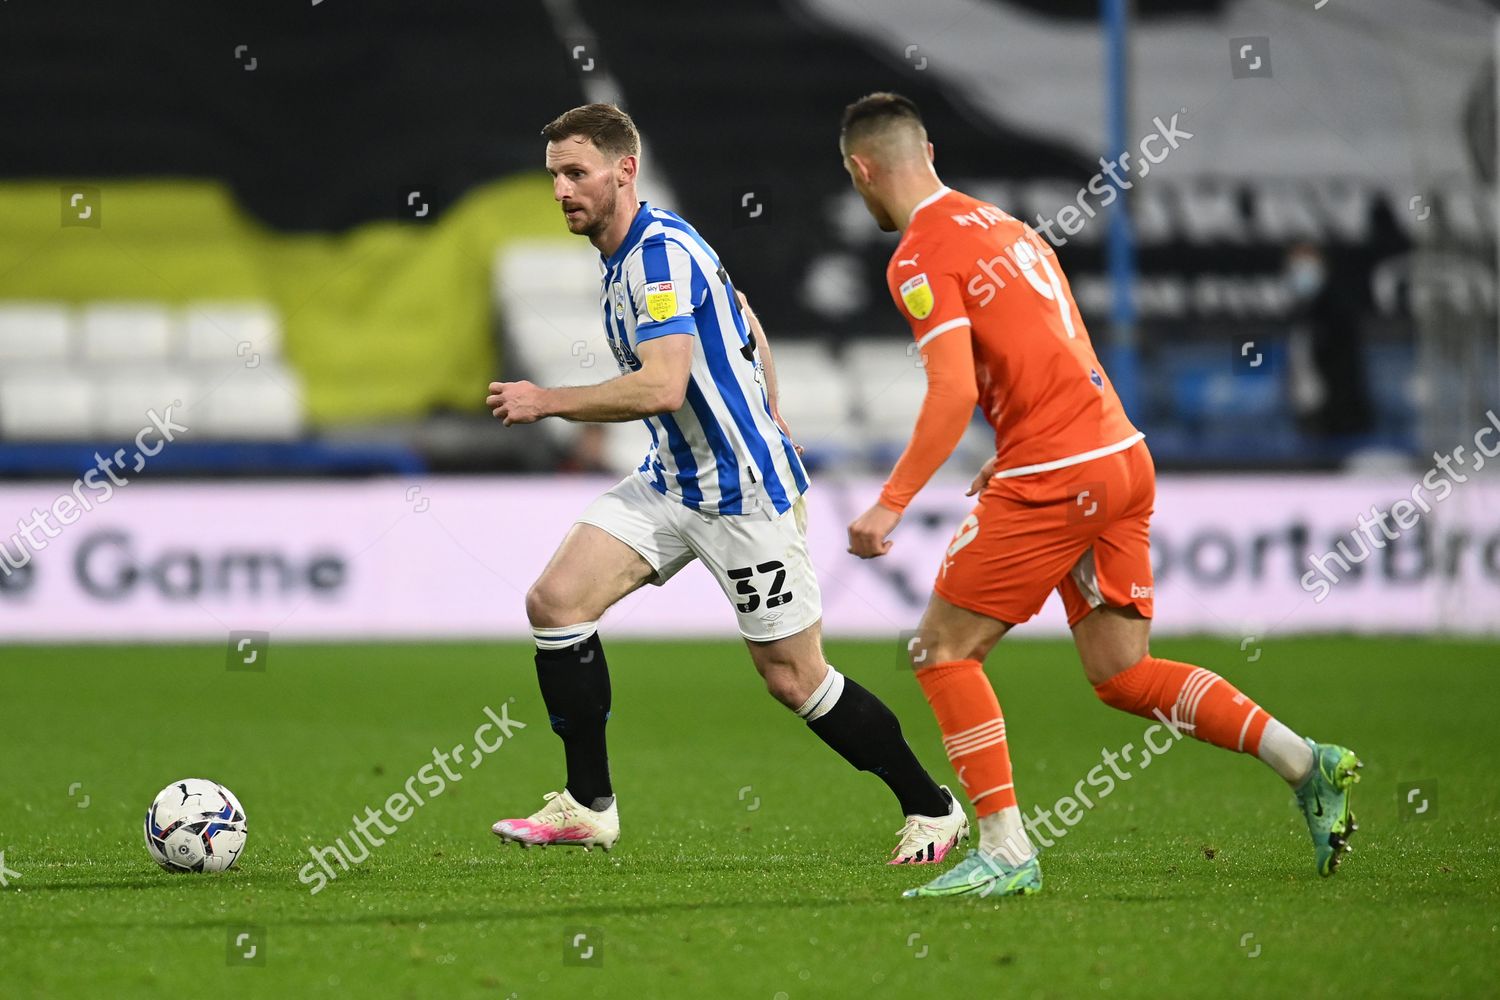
[1094,655,1270,754]
[915,659,1016,816]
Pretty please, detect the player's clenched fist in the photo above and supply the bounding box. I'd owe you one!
[847,501,901,559]
[487,380,550,426]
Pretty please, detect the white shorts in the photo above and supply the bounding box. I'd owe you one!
[577,473,823,642]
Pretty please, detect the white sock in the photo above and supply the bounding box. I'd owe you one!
[532,620,599,651]
[978,807,1036,867]
[1258,718,1315,786]
[794,665,844,722]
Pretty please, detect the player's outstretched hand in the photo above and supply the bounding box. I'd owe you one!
[848,501,901,559]
[487,380,550,426]
[966,456,999,496]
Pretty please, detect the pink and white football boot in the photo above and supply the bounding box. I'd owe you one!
[889,786,968,865]
[491,789,620,852]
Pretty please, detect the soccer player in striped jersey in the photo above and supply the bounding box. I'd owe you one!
[838,92,1362,897]
[486,103,966,863]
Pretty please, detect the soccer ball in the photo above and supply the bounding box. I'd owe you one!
[144,778,248,873]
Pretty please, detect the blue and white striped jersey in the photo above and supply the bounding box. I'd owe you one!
[598,202,809,516]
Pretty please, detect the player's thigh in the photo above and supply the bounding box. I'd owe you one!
[688,495,823,644]
[527,523,657,627]
[909,592,1013,667]
[530,476,691,627]
[931,478,1091,638]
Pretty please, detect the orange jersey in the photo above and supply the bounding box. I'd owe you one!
[878,187,1141,513]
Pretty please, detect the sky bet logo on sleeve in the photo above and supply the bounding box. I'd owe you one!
[644,281,677,322]
[900,273,934,320]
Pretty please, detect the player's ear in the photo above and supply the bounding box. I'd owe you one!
[848,152,875,185]
[926,141,935,164]
[617,154,638,186]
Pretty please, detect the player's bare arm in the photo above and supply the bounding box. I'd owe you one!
[736,291,801,454]
[487,334,694,425]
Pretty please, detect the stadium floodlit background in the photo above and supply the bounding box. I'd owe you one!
[1,2,1497,998]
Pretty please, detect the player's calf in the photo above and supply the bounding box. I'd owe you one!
[759,641,955,850]
[1091,652,1315,785]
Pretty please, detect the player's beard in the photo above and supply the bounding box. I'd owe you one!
[571,186,617,241]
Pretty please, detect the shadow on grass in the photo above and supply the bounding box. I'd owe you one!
[10,892,941,932]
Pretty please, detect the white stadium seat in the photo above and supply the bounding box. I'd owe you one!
[496,243,612,396]
[92,367,196,439]
[0,302,74,364]
[79,302,176,364]
[0,366,94,439]
[601,423,648,476]
[761,341,858,459]
[181,302,282,365]
[496,241,604,302]
[193,364,305,440]
[509,303,613,389]
[843,337,930,441]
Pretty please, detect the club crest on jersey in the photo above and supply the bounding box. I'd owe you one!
[899,273,934,320]
[611,281,626,319]
[644,280,677,322]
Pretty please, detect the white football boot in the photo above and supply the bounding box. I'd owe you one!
[889,786,969,865]
[491,789,620,852]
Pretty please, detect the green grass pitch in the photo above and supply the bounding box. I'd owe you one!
[1,637,1496,998]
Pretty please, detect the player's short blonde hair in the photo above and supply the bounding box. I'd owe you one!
[541,103,641,160]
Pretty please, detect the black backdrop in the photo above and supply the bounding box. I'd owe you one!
[0,0,584,230]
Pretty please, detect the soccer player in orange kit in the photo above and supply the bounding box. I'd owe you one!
[839,92,1362,898]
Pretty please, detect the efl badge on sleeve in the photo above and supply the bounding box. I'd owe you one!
[899,273,933,320]
[644,280,677,322]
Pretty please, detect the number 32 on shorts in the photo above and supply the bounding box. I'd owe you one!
[726,560,793,613]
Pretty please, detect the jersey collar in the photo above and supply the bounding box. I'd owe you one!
[604,201,654,268]
[907,185,952,225]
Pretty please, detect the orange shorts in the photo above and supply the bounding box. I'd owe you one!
[933,440,1156,627]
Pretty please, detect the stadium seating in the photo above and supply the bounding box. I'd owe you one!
[0,299,304,443]
[0,302,71,364]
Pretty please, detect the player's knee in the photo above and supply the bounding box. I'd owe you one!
[762,670,809,709]
[1090,653,1151,710]
[1084,652,1139,688]
[911,636,990,668]
[525,577,579,629]
[756,656,821,710]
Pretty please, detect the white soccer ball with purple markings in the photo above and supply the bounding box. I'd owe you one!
[144,778,248,873]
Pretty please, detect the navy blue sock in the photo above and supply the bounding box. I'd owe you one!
[806,678,949,817]
[534,633,612,806]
